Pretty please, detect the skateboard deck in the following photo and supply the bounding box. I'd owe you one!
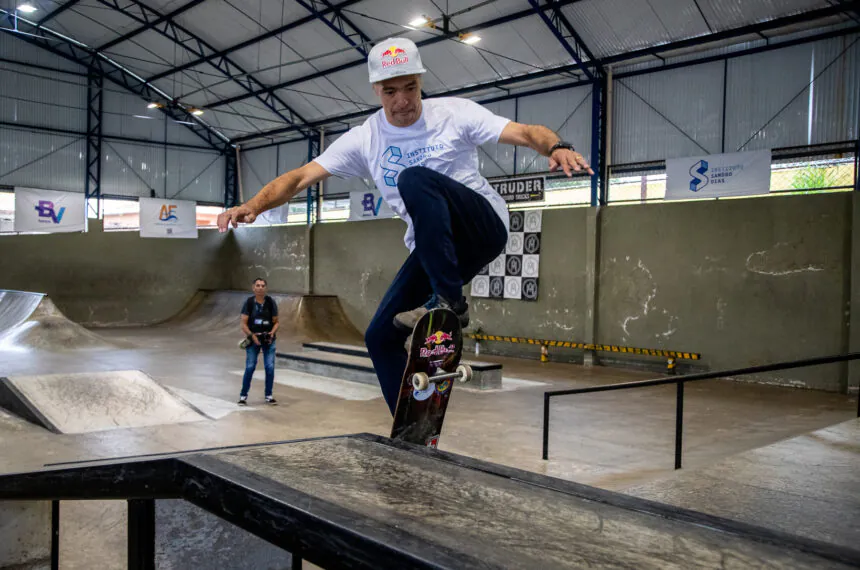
[390,308,469,448]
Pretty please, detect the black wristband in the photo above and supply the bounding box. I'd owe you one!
[548,141,575,155]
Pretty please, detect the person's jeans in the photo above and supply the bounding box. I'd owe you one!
[365,166,508,415]
[241,341,276,398]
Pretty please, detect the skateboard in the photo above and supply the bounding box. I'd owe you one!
[390,308,472,448]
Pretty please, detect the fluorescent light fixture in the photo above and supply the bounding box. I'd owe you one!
[190,108,204,116]
[17,4,37,13]
[132,115,155,120]
[460,34,481,45]
[408,15,429,27]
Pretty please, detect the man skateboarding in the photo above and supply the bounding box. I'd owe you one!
[218,37,593,415]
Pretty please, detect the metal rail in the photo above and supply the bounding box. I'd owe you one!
[542,352,860,466]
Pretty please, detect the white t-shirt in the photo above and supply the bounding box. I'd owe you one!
[314,97,511,251]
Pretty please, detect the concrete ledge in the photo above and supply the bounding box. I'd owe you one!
[283,345,503,390]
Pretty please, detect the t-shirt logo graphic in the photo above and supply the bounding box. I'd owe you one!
[381,146,404,187]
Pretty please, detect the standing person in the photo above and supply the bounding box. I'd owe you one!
[239,278,279,405]
[219,38,593,415]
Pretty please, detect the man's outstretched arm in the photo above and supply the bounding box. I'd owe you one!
[498,122,594,177]
[218,161,332,231]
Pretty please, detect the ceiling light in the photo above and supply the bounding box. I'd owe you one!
[190,108,204,116]
[17,3,37,13]
[408,16,430,27]
[132,115,155,120]
[460,33,481,45]
[147,102,163,109]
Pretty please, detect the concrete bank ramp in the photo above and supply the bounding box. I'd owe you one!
[0,290,115,351]
[0,370,207,434]
[163,290,363,343]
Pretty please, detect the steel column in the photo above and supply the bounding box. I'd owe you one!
[85,72,103,219]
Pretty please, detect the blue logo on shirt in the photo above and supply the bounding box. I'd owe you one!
[381,146,404,187]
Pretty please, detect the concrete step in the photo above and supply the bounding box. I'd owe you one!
[302,341,503,371]
[300,342,503,389]
[276,351,378,385]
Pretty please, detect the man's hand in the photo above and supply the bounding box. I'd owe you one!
[549,148,594,177]
[252,333,261,346]
[218,204,257,232]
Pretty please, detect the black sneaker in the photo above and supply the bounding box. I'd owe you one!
[238,396,247,405]
[265,396,277,405]
[394,294,469,331]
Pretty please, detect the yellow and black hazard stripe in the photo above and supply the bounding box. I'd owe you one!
[467,333,700,361]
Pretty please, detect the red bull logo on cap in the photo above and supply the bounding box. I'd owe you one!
[381,45,409,69]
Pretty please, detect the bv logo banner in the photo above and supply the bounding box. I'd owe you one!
[666,150,771,201]
[349,189,395,222]
[139,197,198,239]
[14,187,85,233]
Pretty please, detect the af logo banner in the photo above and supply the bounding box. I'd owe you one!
[349,189,395,221]
[14,187,85,233]
[666,150,771,200]
[139,197,198,239]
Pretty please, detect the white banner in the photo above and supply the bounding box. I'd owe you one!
[14,187,85,233]
[666,150,771,201]
[349,189,395,221]
[139,198,198,239]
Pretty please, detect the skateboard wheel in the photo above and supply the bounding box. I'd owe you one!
[456,364,473,383]
[412,372,430,391]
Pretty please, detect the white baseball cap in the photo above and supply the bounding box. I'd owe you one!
[367,38,427,83]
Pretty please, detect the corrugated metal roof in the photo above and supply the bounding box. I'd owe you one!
[7,0,853,142]
[700,0,830,32]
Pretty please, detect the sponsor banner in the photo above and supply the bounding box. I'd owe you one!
[14,187,85,233]
[489,175,545,203]
[139,198,198,239]
[666,150,771,200]
[349,189,395,221]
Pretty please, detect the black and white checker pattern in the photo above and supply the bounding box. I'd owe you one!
[471,210,541,301]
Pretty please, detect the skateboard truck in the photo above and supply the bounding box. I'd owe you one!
[411,364,473,391]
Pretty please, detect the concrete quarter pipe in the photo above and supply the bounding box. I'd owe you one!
[161,290,364,344]
[0,290,115,351]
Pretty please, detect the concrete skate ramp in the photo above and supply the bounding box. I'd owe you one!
[0,290,115,351]
[0,370,207,434]
[1,434,857,569]
[163,290,363,343]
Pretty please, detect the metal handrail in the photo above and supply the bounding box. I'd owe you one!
[542,352,860,467]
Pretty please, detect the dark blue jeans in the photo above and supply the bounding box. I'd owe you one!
[241,342,276,398]
[365,166,508,415]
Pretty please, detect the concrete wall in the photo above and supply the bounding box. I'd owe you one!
[297,194,853,391]
[0,192,854,391]
[468,208,590,360]
[313,218,408,330]
[227,224,309,294]
[0,221,232,326]
[597,194,850,391]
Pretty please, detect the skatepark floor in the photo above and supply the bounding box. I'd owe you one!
[0,322,857,568]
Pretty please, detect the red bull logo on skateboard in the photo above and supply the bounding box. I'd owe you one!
[381,46,409,69]
[420,330,455,358]
[425,331,453,345]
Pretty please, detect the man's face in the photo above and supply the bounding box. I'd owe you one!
[373,75,422,127]
[253,280,267,295]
